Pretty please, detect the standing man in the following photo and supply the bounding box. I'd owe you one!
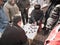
[3,0,20,23]
[0,0,9,36]
[43,0,60,35]
[16,0,30,25]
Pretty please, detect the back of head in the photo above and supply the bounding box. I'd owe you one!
[13,16,21,26]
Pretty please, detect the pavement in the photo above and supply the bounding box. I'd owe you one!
[31,30,49,45]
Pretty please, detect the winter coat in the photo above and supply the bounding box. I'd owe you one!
[3,2,20,21]
[46,4,60,29]
[29,9,44,24]
[16,0,30,12]
[0,24,28,45]
[0,7,8,33]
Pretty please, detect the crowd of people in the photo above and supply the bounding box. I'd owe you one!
[0,0,60,45]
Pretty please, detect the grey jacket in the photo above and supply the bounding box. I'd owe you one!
[3,2,20,21]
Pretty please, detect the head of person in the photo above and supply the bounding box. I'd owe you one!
[13,16,22,27]
[0,0,3,6]
[50,0,60,4]
[34,4,41,10]
[8,0,16,5]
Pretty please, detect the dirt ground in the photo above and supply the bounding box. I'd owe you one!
[31,30,50,45]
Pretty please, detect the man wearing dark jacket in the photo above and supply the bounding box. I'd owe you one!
[16,0,30,25]
[29,4,44,25]
[0,16,28,45]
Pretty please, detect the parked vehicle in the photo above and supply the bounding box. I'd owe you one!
[44,24,60,45]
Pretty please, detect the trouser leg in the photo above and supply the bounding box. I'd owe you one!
[25,10,28,23]
[26,14,28,23]
[21,13,25,25]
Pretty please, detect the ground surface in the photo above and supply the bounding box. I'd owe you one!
[31,30,49,45]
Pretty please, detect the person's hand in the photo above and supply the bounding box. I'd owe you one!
[38,20,40,23]
[32,22,37,26]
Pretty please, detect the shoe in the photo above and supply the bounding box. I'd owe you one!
[43,30,49,35]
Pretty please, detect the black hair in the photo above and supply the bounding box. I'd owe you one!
[50,0,60,4]
[13,16,21,26]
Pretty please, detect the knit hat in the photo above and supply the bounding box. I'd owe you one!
[34,4,41,9]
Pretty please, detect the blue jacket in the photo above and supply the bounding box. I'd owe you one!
[0,7,9,33]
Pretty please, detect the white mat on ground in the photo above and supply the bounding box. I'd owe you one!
[22,23,39,40]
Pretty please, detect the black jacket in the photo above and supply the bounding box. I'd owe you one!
[16,0,30,12]
[0,24,27,45]
[29,9,44,24]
